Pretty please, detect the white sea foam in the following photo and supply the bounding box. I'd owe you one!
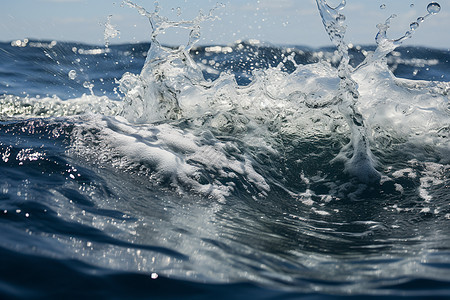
[69,115,270,202]
[0,94,121,118]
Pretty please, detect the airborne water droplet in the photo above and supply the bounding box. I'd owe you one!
[83,81,93,89]
[336,14,346,22]
[427,2,441,14]
[410,4,415,8]
[83,81,95,96]
[417,16,425,23]
[410,22,419,30]
[380,4,386,9]
[68,70,77,80]
[104,15,120,48]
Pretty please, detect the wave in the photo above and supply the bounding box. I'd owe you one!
[0,0,449,296]
[1,1,448,202]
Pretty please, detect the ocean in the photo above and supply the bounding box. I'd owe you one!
[0,1,449,299]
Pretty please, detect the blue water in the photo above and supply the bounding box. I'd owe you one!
[1,16,450,300]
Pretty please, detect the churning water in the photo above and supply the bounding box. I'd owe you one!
[0,1,449,299]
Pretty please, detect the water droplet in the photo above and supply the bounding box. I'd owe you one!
[410,22,419,30]
[410,3,415,8]
[380,4,386,9]
[83,81,93,89]
[336,14,346,22]
[427,2,441,14]
[83,81,95,96]
[417,16,425,22]
[104,15,120,48]
[68,70,77,80]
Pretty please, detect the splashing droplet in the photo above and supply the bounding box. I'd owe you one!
[336,14,346,22]
[410,22,419,30]
[172,7,182,16]
[83,81,95,95]
[410,3,415,8]
[103,15,120,48]
[315,0,381,183]
[417,16,425,22]
[427,2,441,14]
[380,4,386,9]
[68,70,77,80]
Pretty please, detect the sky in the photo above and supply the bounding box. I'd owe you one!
[0,0,449,49]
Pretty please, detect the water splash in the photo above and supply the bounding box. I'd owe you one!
[119,1,223,123]
[315,1,443,183]
[122,1,220,52]
[316,0,380,183]
[103,15,120,48]
[1,1,448,207]
[363,2,441,66]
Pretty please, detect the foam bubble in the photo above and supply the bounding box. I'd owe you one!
[69,115,270,202]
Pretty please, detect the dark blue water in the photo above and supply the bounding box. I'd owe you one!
[1,41,448,99]
[0,38,449,300]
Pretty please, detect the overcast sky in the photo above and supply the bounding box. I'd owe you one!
[1,0,449,49]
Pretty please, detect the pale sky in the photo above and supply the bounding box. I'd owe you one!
[1,0,449,49]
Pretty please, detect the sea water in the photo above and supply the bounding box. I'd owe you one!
[0,1,449,299]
